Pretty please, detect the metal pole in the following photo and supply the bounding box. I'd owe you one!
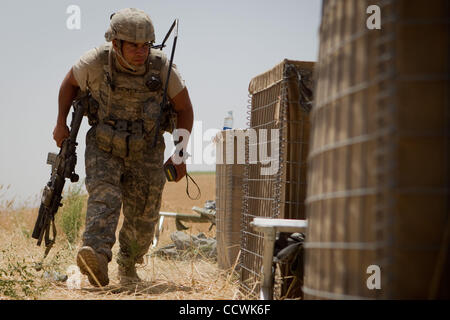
[260,228,276,300]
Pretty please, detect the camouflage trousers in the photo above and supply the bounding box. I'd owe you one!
[82,127,166,266]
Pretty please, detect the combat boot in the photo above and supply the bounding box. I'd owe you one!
[118,262,142,285]
[76,246,109,287]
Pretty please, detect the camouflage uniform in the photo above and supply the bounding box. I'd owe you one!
[83,125,166,265]
[76,8,178,274]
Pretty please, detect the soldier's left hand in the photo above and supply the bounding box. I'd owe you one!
[164,156,186,182]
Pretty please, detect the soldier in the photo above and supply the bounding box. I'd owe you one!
[53,8,193,286]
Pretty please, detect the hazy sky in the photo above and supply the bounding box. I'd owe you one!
[0,0,321,206]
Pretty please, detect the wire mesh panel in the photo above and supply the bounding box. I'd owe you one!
[304,0,450,299]
[239,60,314,297]
[215,129,246,270]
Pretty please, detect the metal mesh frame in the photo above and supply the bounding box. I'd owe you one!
[304,0,450,299]
[239,61,314,297]
[216,130,246,270]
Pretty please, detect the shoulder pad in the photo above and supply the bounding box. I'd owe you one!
[98,42,112,66]
[149,49,167,71]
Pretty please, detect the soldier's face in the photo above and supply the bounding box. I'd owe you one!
[121,41,150,66]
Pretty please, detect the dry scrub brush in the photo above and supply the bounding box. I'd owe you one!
[0,176,245,300]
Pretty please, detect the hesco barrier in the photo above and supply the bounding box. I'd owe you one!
[215,129,246,270]
[304,0,450,299]
[239,59,314,298]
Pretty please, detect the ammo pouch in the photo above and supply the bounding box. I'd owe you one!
[95,120,146,160]
[127,120,145,161]
[128,134,145,160]
[96,122,114,153]
[112,130,129,159]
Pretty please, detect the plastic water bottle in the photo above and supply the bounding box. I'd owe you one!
[223,111,233,130]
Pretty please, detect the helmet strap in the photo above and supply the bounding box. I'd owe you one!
[113,40,138,72]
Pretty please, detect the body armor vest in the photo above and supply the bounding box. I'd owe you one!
[92,43,174,160]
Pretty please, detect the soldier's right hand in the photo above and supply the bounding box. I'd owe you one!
[53,124,70,147]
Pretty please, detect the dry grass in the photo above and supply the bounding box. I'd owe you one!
[0,174,248,300]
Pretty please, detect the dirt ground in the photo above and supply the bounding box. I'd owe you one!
[0,173,247,300]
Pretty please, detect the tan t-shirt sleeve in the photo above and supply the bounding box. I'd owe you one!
[72,47,104,92]
[160,61,186,99]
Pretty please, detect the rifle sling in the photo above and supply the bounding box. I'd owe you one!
[185,172,201,201]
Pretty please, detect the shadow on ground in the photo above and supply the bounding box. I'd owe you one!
[81,280,192,296]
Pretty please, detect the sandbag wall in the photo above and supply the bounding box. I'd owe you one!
[239,60,314,297]
[304,0,450,299]
[215,129,246,270]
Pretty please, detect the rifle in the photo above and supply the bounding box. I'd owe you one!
[32,96,86,257]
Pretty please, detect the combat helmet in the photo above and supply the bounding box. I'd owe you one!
[105,8,155,44]
[104,8,155,72]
